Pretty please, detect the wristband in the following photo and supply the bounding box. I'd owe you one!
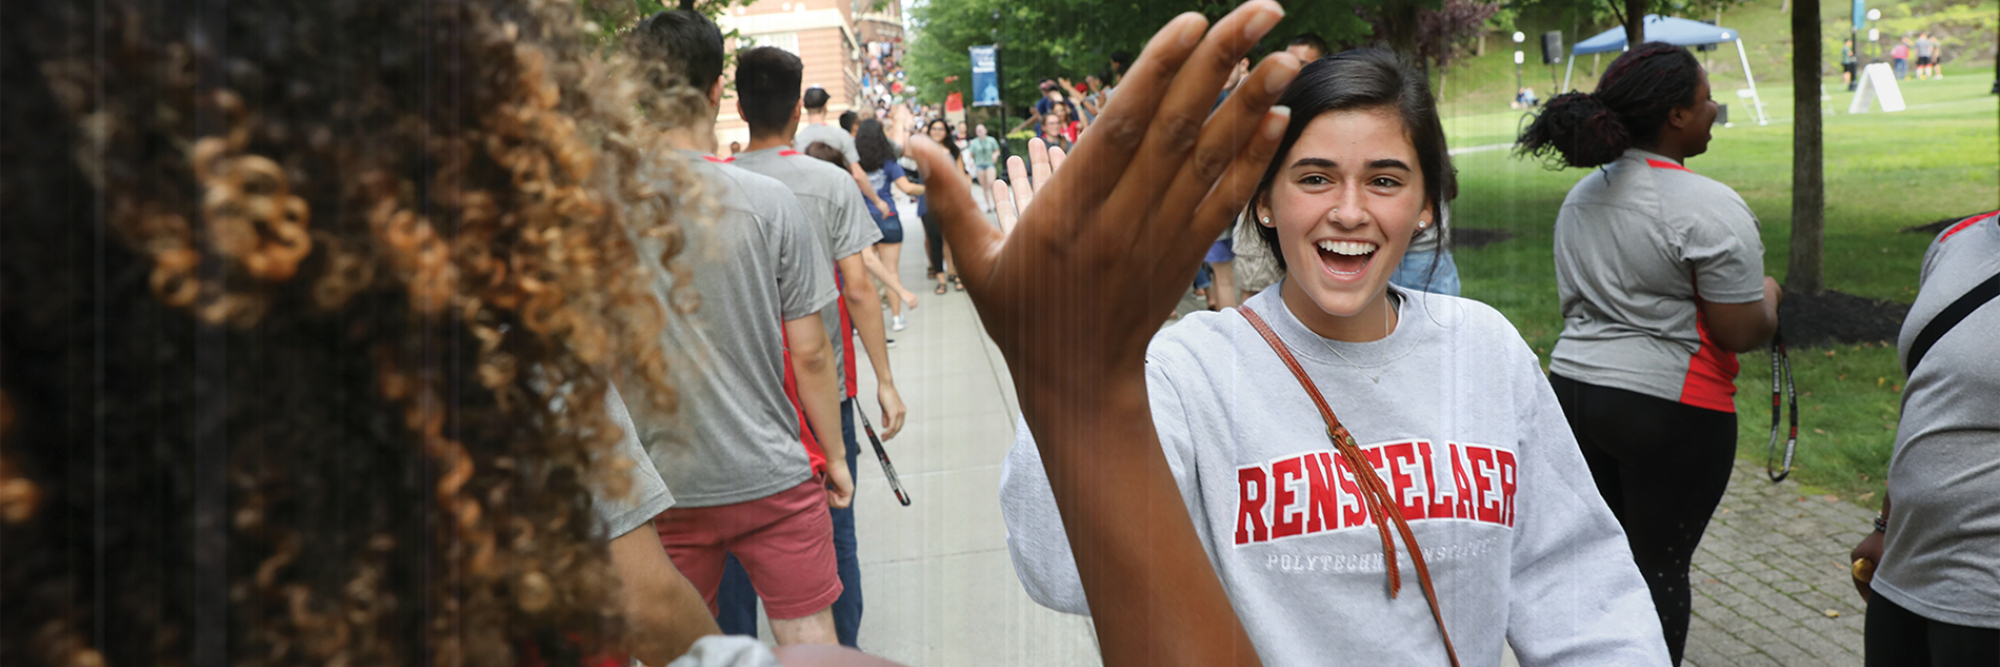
[1873,514,1888,533]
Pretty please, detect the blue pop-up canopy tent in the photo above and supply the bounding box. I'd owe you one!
[1562,14,1767,125]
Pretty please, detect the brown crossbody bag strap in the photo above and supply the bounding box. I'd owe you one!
[1238,305,1461,667]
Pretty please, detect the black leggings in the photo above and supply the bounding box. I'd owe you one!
[1549,373,1736,666]
[1866,592,2000,666]
[921,209,946,276]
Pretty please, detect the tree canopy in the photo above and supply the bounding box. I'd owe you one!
[904,0,1387,121]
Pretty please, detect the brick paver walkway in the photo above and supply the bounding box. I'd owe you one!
[1684,459,1878,667]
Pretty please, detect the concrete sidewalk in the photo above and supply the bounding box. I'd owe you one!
[833,198,1868,666]
[843,200,1103,667]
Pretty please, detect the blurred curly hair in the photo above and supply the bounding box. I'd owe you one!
[0,0,709,664]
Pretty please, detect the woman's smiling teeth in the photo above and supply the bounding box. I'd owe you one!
[1317,240,1377,255]
[1314,239,1376,277]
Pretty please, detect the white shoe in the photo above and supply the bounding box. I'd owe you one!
[886,337,899,349]
[891,315,907,332]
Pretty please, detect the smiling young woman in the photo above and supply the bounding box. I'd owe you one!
[995,49,1671,665]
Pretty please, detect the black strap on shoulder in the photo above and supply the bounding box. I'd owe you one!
[1907,270,2000,376]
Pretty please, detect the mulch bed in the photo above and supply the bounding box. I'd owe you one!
[1778,290,1910,349]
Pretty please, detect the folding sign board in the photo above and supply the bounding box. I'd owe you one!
[1849,62,1907,113]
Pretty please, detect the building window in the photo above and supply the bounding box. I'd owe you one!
[741,32,799,56]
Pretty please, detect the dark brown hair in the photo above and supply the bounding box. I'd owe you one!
[1516,42,1703,168]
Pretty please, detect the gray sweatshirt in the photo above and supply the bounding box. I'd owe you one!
[1001,286,1669,666]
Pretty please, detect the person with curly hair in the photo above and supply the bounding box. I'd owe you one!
[0,0,732,663]
[621,7,852,647]
[1517,41,1781,665]
[2,0,1350,664]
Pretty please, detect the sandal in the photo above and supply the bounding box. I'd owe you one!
[934,283,949,295]
[951,275,965,292]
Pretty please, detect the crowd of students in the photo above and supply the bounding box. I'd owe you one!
[4,0,1993,666]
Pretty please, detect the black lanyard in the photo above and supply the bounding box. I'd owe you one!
[1766,330,1798,482]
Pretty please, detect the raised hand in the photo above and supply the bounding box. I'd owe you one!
[910,4,1298,405]
[902,2,1299,665]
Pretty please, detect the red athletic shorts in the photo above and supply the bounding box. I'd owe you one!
[652,478,841,620]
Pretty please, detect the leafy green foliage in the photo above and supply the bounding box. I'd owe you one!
[904,0,1393,122]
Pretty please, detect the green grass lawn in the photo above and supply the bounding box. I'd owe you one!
[1429,0,1997,115]
[1446,68,1996,507]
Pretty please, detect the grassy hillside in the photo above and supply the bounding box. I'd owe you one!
[1431,0,1997,116]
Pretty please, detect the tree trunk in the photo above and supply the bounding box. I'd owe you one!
[1787,0,1825,293]
[1623,0,1646,46]
[1377,0,1423,68]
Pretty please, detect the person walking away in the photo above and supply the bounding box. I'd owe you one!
[1849,210,2000,667]
[797,87,897,229]
[795,142,911,334]
[624,10,851,646]
[1842,39,1859,91]
[856,118,923,332]
[723,46,914,647]
[1892,38,1912,79]
[993,49,1670,666]
[968,124,1001,214]
[920,119,964,294]
[1517,42,1782,665]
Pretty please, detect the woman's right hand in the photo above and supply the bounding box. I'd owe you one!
[904,3,1299,400]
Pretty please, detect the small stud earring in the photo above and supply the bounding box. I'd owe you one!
[1260,215,1271,225]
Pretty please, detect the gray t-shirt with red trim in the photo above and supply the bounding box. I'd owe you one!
[620,152,837,508]
[731,145,883,392]
[1548,148,1767,412]
[1875,211,2000,629]
[795,123,860,166]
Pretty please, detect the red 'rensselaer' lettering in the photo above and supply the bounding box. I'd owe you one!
[1236,465,1269,545]
[1420,441,1457,520]
[1383,441,1425,521]
[1271,456,1307,539]
[1234,442,1518,547]
[1304,451,1338,534]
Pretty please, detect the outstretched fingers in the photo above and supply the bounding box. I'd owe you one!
[991,179,1019,235]
[905,136,1000,287]
[1006,153,1035,221]
[1153,53,1300,245]
[1183,106,1291,269]
[1119,1,1286,216]
[1045,12,1211,204]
